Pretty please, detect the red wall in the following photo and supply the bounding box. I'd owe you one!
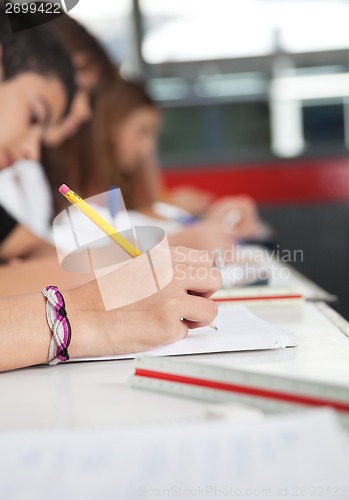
[163,158,349,204]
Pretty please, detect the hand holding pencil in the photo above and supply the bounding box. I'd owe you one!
[59,185,219,331]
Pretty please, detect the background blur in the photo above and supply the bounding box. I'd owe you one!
[72,0,349,316]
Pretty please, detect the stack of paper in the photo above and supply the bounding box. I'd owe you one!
[0,410,348,499]
[70,305,295,362]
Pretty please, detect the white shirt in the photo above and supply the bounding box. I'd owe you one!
[0,160,53,239]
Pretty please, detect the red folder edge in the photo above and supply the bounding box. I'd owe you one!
[134,368,349,413]
[213,294,304,303]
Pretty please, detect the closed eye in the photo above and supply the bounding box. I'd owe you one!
[30,97,52,129]
[29,111,42,126]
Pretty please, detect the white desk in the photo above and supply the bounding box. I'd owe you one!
[2,263,349,500]
[1,301,348,431]
[222,245,335,302]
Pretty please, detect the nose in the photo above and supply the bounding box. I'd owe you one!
[143,136,156,159]
[20,128,41,162]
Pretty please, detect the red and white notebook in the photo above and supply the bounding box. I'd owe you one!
[131,355,349,417]
[213,286,304,304]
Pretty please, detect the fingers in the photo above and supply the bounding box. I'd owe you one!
[183,319,214,330]
[216,231,235,254]
[179,294,218,329]
[174,263,222,297]
[169,245,225,298]
[206,195,259,225]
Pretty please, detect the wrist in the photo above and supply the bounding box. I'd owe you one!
[61,288,93,359]
[62,288,115,359]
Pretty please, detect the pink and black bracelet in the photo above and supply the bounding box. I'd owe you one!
[42,286,72,365]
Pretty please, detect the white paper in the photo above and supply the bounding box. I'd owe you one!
[0,409,348,500]
[71,305,295,362]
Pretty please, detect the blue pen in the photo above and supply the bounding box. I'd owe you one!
[176,214,199,226]
[108,186,119,220]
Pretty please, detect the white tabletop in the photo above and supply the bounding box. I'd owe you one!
[1,301,348,431]
[222,245,335,302]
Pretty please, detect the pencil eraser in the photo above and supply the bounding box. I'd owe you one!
[59,184,69,195]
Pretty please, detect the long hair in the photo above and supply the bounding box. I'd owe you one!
[50,14,118,97]
[92,79,158,209]
[41,14,120,214]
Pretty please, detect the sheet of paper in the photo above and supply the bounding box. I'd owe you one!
[0,409,348,500]
[71,305,296,362]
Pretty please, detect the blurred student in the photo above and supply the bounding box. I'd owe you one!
[42,78,264,254]
[0,12,118,261]
[0,11,220,371]
[91,79,265,250]
[91,79,264,234]
[0,14,265,263]
[0,12,76,257]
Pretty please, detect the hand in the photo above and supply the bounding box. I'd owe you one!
[168,220,235,254]
[204,195,261,239]
[168,187,214,215]
[66,247,222,357]
[0,248,221,371]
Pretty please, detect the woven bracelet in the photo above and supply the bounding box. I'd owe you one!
[42,286,72,365]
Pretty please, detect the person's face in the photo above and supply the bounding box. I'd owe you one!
[43,52,96,148]
[114,107,161,172]
[0,72,66,170]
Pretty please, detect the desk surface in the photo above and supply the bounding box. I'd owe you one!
[1,302,349,431]
[223,245,334,302]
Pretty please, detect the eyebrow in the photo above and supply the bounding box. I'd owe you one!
[37,96,53,128]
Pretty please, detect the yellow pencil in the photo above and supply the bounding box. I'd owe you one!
[59,184,217,331]
[58,184,140,258]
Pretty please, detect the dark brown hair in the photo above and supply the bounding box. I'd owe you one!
[0,8,77,115]
[92,79,158,209]
[45,77,159,214]
[50,14,118,97]
[41,14,120,214]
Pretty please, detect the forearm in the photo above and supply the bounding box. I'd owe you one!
[0,224,45,261]
[0,289,93,372]
[0,292,52,371]
[0,247,221,372]
[167,228,194,249]
[0,255,94,297]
